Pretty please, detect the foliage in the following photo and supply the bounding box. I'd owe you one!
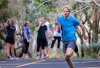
[0,0,9,41]
[0,0,9,22]
[23,0,57,32]
[0,0,8,9]
[0,0,20,49]
[83,43,100,59]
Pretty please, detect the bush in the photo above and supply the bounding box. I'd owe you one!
[0,43,3,50]
[83,43,100,59]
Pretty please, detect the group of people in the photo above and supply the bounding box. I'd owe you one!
[35,17,62,59]
[4,17,62,60]
[4,19,31,59]
[4,6,88,68]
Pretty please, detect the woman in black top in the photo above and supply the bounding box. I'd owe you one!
[35,17,48,59]
[5,19,16,59]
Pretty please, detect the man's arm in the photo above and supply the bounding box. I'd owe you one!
[79,23,88,40]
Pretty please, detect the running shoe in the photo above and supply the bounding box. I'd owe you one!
[36,55,40,59]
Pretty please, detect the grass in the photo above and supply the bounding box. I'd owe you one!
[72,56,98,61]
[49,52,100,60]
[0,54,6,60]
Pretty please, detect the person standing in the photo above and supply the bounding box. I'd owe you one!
[22,21,31,59]
[47,18,61,58]
[35,17,48,59]
[44,18,51,58]
[57,6,88,68]
[5,19,16,59]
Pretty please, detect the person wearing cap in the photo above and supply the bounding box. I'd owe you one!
[22,21,31,59]
[57,6,88,68]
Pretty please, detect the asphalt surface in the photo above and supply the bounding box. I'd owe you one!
[0,58,100,68]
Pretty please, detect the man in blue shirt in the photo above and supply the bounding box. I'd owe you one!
[58,6,88,68]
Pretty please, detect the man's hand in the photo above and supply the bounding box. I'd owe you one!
[83,33,88,40]
[80,23,88,40]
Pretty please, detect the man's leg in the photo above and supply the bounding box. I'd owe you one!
[63,41,75,68]
[65,48,74,68]
[74,44,79,57]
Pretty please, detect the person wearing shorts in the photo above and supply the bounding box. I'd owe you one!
[57,6,88,68]
[44,19,50,56]
[5,19,16,59]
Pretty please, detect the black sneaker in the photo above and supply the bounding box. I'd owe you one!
[7,56,14,60]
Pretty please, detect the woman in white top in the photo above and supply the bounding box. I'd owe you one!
[47,18,61,58]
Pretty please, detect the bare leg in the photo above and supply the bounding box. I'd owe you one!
[65,48,74,68]
[6,43,11,57]
[11,44,15,56]
[45,47,49,55]
[65,58,74,68]
[48,38,56,56]
[56,48,61,58]
[37,52,40,56]
[47,47,52,56]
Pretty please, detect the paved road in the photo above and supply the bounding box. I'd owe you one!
[0,59,100,68]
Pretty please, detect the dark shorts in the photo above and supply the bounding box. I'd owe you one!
[63,40,78,53]
[6,36,15,44]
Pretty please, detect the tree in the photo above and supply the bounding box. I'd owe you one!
[92,2,100,43]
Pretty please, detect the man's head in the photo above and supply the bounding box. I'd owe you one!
[63,6,71,18]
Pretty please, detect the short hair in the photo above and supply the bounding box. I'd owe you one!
[63,5,71,12]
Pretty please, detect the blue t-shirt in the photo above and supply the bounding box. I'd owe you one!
[23,26,31,40]
[58,15,80,41]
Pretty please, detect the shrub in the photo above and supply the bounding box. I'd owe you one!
[83,43,100,59]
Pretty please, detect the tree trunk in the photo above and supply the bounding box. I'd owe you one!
[73,2,85,57]
[92,3,100,43]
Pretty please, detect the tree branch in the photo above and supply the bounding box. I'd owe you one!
[92,0,100,7]
[75,0,92,2]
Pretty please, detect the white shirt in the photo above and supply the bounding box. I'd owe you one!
[53,24,61,37]
[45,21,50,37]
